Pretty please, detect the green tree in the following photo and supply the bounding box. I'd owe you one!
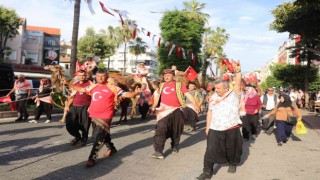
[270,0,320,92]
[271,63,318,90]
[77,27,117,63]
[0,6,21,62]
[203,27,229,84]
[106,25,121,70]
[260,75,284,91]
[70,0,81,77]
[182,0,210,24]
[158,9,205,74]
[128,37,147,69]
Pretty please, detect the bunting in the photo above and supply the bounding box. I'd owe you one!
[152,35,156,44]
[181,48,186,60]
[176,46,181,59]
[158,38,161,48]
[168,44,176,56]
[99,2,114,16]
[85,0,95,14]
[147,31,151,37]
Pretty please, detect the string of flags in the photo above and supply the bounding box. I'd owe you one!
[96,1,198,65]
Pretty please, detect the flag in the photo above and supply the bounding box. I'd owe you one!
[185,66,198,81]
[168,44,176,56]
[119,14,124,26]
[192,53,196,65]
[181,48,186,60]
[147,31,151,37]
[84,0,95,14]
[165,41,171,52]
[141,28,146,34]
[158,38,161,48]
[209,65,215,77]
[0,96,16,111]
[152,35,156,44]
[176,46,181,59]
[99,1,114,16]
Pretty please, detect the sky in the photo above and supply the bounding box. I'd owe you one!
[1,0,290,72]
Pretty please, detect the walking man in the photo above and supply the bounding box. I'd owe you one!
[65,70,92,146]
[7,74,31,122]
[151,69,199,159]
[197,61,243,179]
[63,69,141,167]
[260,87,278,134]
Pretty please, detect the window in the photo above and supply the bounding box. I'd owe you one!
[26,54,38,62]
[5,50,17,61]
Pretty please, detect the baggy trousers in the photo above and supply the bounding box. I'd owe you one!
[154,109,184,153]
[241,114,259,139]
[203,128,243,174]
[88,119,115,160]
[34,101,53,120]
[66,105,91,141]
[15,94,29,119]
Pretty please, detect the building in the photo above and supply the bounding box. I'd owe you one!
[106,47,159,78]
[277,35,301,65]
[59,39,72,78]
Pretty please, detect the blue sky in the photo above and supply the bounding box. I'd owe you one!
[1,0,290,72]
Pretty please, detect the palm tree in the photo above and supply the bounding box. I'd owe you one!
[70,0,81,77]
[106,25,121,71]
[115,19,137,77]
[182,0,210,24]
[205,27,229,77]
[128,37,147,71]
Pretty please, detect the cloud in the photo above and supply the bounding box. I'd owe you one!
[238,16,254,22]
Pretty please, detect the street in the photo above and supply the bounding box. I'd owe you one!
[1,110,320,180]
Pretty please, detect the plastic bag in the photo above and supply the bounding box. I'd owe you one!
[295,121,307,135]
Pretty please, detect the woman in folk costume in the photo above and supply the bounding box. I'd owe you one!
[264,94,302,146]
[242,85,262,142]
[29,78,53,123]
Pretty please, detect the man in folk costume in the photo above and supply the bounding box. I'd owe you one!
[197,61,243,180]
[138,83,152,120]
[63,69,141,167]
[64,70,92,147]
[135,63,149,88]
[29,78,52,123]
[7,74,31,122]
[151,69,199,159]
[183,81,204,132]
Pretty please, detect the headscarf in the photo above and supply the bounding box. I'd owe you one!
[278,94,293,110]
[244,86,257,102]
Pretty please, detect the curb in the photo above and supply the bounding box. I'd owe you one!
[0,108,64,118]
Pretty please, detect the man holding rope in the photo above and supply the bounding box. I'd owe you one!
[7,74,31,122]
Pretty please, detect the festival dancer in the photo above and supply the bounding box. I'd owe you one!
[29,78,52,123]
[65,70,92,146]
[63,69,141,168]
[151,69,199,159]
[183,82,204,132]
[197,61,243,179]
[7,74,31,122]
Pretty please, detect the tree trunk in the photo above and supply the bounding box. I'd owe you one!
[69,0,81,77]
[201,53,207,86]
[122,41,127,77]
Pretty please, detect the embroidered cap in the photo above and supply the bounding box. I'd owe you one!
[162,69,175,75]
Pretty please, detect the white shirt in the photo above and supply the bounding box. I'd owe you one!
[290,92,297,102]
[209,90,242,131]
[260,94,278,110]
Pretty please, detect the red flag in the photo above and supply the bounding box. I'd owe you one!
[222,59,234,72]
[147,31,151,37]
[158,38,161,48]
[132,28,137,39]
[0,96,16,111]
[185,66,198,81]
[99,2,114,16]
[206,83,212,91]
[223,74,230,81]
[177,46,181,59]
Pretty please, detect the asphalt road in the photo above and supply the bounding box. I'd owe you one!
[1,111,320,180]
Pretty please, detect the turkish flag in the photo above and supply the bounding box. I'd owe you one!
[185,66,198,81]
[0,96,16,111]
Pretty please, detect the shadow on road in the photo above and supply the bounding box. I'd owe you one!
[0,125,64,136]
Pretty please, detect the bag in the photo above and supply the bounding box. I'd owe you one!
[287,115,298,126]
[295,121,307,135]
[284,106,298,126]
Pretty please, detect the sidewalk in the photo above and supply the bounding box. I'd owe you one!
[301,109,320,134]
[0,108,63,118]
